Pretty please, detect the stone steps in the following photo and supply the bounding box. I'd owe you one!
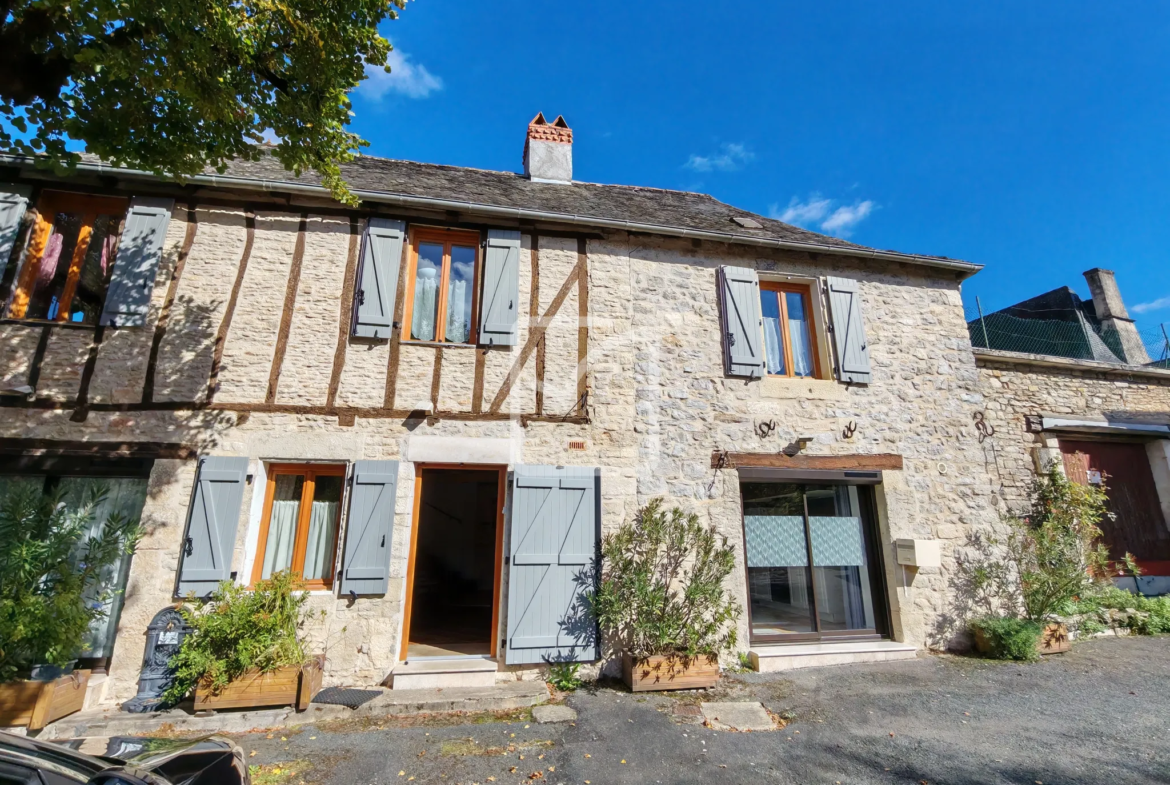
[750,640,917,672]
[390,658,498,690]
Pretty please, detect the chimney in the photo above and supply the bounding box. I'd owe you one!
[523,113,572,184]
[1083,268,1151,364]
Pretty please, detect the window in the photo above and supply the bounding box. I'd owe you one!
[760,282,820,378]
[402,228,480,344]
[252,464,346,589]
[741,481,883,641]
[0,462,150,671]
[6,192,128,324]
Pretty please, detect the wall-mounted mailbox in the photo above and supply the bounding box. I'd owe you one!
[895,539,941,568]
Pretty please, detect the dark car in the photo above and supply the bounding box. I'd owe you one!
[0,730,249,785]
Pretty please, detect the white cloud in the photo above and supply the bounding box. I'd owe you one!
[685,143,754,172]
[357,50,443,100]
[770,193,876,238]
[1133,295,1170,314]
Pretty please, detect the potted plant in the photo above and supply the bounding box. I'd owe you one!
[162,571,323,711]
[591,499,741,692]
[0,481,140,729]
[961,466,1117,660]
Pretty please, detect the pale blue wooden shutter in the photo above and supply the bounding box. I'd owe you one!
[478,230,520,346]
[100,197,174,327]
[0,184,31,274]
[339,460,399,596]
[177,456,249,598]
[352,219,405,340]
[718,265,765,378]
[505,465,600,664]
[826,276,872,383]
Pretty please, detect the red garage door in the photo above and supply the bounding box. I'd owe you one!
[1060,440,1170,574]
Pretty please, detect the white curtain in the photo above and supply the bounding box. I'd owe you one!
[789,314,813,376]
[412,267,439,340]
[446,279,468,343]
[302,500,339,581]
[262,475,300,579]
[762,316,784,374]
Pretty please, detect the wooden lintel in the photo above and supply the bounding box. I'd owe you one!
[0,438,196,459]
[711,451,904,471]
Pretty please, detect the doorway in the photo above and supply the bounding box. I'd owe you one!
[740,480,889,643]
[402,466,505,659]
[1060,439,1170,572]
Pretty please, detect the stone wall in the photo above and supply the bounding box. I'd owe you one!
[975,353,1170,509]
[0,194,1005,706]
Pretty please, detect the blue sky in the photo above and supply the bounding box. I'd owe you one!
[351,0,1170,336]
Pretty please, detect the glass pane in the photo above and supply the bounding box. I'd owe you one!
[806,485,875,631]
[27,212,84,320]
[742,482,814,635]
[58,478,149,658]
[303,475,342,582]
[785,291,815,378]
[411,243,443,341]
[445,246,476,343]
[262,474,304,580]
[760,290,786,375]
[69,215,119,324]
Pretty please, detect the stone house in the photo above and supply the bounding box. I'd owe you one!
[971,269,1170,595]
[0,114,999,710]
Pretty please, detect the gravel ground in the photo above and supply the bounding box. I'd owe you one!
[239,636,1170,785]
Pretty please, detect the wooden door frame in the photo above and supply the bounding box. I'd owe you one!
[398,463,508,661]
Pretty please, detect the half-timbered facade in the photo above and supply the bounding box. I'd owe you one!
[0,115,1000,708]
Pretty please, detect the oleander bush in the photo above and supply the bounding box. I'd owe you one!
[591,498,740,662]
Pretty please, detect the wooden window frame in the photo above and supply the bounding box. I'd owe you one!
[251,463,348,591]
[6,191,128,323]
[401,227,482,345]
[759,281,823,379]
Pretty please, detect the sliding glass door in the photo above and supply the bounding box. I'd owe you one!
[741,481,885,641]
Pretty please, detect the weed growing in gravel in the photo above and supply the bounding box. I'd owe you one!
[547,662,584,691]
[249,759,311,785]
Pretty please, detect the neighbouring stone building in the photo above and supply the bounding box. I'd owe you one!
[971,270,1170,594]
[0,114,1005,711]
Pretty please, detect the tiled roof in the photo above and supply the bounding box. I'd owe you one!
[32,148,976,271]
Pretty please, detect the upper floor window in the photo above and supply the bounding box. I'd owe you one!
[760,281,820,378]
[7,192,128,324]
[252,463,346,590]
[403,227,480,344]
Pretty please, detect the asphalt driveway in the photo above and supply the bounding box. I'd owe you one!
[240,636,1170,785]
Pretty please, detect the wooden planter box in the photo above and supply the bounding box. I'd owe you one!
[622,653,719,692]
[194,655,323,712]
[1039,622,1070,655]
[972,622,1070,657]
[0,671,90,730]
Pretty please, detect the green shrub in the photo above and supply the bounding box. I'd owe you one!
[547,662,583,692]
[163,571,312,705]
[0,482,140,683]
[970,616,1043,661]
[1074,586,1170,634]
[1077,617,1106,636]
[591,499,740,661]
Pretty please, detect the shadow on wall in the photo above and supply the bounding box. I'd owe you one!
[930,529,1017,651]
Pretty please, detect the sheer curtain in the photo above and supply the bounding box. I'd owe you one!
[262,475,300,579]
[786,292,814,377]
[412,267,439,340]
[762,316,784,375]
[445,279,468,343]
[302,499,339,581]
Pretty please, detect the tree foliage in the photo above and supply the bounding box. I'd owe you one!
[0,481,140,683]
[0,0,407,205]
[591,499,740,661]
